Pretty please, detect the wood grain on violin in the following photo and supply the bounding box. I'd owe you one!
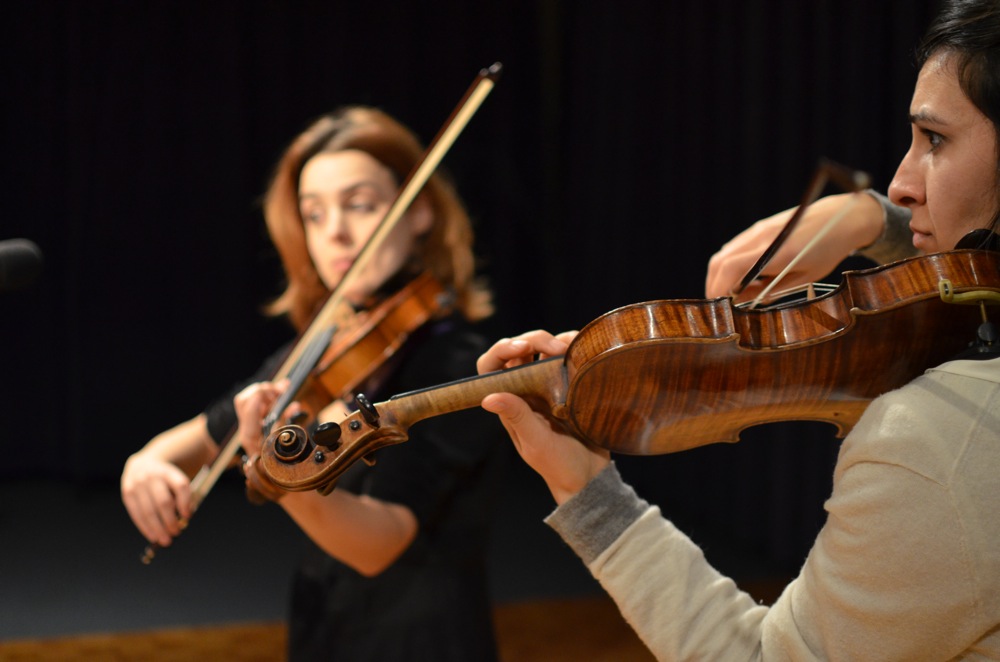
[260,249,1000,494]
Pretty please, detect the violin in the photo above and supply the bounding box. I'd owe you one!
[288,272,452,418]
[258,248,1000,494]
[140,63,502,563]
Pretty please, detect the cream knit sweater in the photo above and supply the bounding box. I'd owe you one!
[548,357,1000,661]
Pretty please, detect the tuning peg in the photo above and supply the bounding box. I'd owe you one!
[355,393,380,428]
[312,421,342,449]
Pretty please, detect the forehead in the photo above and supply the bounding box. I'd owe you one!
[911,52,980,122]
[299,150,395,194]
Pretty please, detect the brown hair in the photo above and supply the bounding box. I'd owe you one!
[263,106,492,331]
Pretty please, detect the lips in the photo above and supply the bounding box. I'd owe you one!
[332,258,355,274]
[909,223,933,252]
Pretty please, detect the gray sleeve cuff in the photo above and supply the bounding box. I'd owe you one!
[855,189,917,264]
[544,462,649,565]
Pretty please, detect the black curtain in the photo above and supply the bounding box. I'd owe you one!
[2,0,938,576]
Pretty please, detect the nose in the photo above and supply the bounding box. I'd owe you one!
[324,208,353,244]
[887,146,924,209]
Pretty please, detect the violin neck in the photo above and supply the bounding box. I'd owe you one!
[383,356,568,430]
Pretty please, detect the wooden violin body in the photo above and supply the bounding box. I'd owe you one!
[564,249,998,453]
[290,272,451,421]
[260,249,1000,494]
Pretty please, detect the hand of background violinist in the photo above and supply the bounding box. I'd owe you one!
[234,379,293,503]
[233,379,291,457]
[121,451,195,548]
[705,192,885,302]
[477,330,610,505]
[121,415,218,548]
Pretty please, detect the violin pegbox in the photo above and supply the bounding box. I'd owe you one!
[260,396,409,496]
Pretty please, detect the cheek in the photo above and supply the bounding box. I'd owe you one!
[934,170,998,247]
[962,165,999,226]
[302,228,320,263]
[303,230,332,278]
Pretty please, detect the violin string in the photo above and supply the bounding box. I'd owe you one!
[748,193,862,309]
[734,160,870,299]
[261,324,337,435]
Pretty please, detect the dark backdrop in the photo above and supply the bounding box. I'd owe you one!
[3,1,937,575]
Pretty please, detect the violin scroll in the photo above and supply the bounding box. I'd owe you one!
[262,412,410,496]
[260,357,570,494]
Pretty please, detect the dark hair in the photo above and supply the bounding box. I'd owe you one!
[918,0,1000,237]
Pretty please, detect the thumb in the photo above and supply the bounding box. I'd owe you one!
[481,392,543,448]
[481,392,532,424]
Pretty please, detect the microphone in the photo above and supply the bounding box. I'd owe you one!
[0,239,44,291]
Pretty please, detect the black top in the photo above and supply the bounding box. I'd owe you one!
[204,315,508,661]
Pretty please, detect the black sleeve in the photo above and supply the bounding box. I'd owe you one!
[353,318,508,530]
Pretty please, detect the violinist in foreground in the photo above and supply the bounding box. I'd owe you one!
[121,107,506,661]
[476,1,1000,658]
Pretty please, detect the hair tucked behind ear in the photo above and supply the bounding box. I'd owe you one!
[262,107,493,331]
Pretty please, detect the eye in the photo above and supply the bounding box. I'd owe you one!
[920,128,944,150]
[344,193,381,214]
[300,207,323,224]
[348,201,377,213]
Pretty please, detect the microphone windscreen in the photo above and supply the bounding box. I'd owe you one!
[0,239,44,291]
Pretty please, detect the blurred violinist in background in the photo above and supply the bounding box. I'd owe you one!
[476,0,1000,658]
[121,106,507,661]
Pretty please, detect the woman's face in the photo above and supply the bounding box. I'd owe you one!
[889,50,999,253]
[298,150,432,304]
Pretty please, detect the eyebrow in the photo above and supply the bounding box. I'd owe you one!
[298,181,381,202]
[909,110,948,126]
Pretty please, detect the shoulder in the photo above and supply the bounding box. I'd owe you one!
[787,359,1000,656]
[839,357,1000,478]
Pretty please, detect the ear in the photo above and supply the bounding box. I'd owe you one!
[407,195,434,237]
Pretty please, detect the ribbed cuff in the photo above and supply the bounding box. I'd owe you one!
[854,190,917,264]
[545,463,649,565]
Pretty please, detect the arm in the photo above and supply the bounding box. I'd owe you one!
[549,450,984,660]
[235,382,417,577]
[279,491,417,577]
[120,414,218,547]
[705,191,908,301]
[477,334,993,660]
[550,463,768,660]
[478,332,768,659]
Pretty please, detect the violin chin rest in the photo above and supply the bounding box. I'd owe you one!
[955,228,1000,251]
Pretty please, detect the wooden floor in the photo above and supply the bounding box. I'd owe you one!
[0,580,787,661]
[0,595,658,662]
